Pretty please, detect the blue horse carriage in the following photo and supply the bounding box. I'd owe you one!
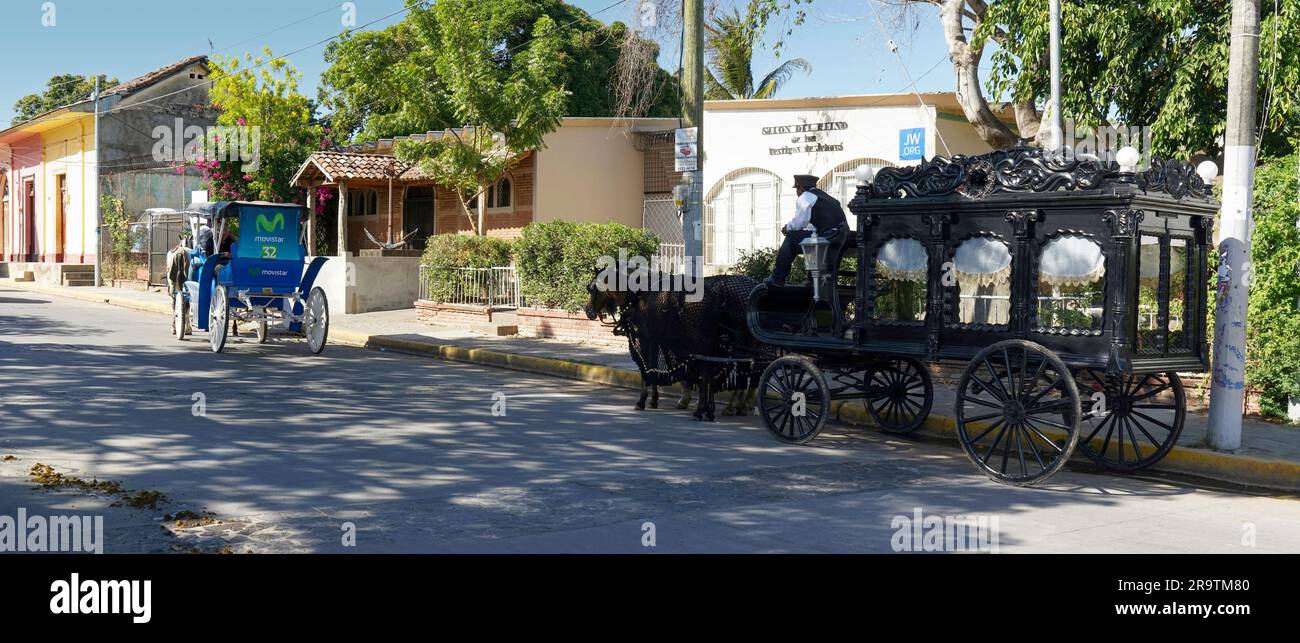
[171,201,330,354]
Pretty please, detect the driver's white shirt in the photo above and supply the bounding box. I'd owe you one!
[784,191,819,232]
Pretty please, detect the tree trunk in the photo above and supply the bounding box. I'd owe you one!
[477,182,487,237]
[938,0,1020,149]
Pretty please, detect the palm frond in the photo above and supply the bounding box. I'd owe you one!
[752,58,812,100]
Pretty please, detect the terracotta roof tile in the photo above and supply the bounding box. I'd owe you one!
[300,151,428,183]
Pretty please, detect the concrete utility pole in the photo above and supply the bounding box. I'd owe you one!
[1048,0,1063,152]
[681,0,704,277]
[1207,0,1262,451]
[92,76,102,287]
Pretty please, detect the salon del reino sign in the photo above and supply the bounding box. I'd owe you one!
[761,121,848,156]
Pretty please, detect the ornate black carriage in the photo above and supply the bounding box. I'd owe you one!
[747,147,1217,485]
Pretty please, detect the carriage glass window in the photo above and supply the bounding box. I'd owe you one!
[1137,235,1161,351]
[1168,237,1190,350]
[952,237,1012,325]
[1037,234,1104,331]
[872,238,926,322]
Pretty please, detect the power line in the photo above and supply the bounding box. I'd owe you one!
[106,1,432,117]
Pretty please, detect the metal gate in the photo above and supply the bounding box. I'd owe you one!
[144,209,186,286]
[643,197,686,273]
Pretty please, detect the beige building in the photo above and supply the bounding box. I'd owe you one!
[292,117,681,254]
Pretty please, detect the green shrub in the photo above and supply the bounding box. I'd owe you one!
[726,244,858,286]
[515,220,659,312]
[420,233,513,304]
[1242,158,1300,420]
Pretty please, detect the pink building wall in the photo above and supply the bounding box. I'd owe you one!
[2,134,42,262]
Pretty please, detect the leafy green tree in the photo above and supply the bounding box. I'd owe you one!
[319,20,454,144]
[976,0,1300,158]
[321,0,677,144]
[202,49,328,203]
[11,74,118,124]
[394,0,568,235]
[884,0,1297,157]
[705,2,812,100]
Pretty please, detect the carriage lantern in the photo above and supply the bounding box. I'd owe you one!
[800,231,831,301]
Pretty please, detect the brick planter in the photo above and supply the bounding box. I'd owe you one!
[415,300,498,325]
[516,307,622,345]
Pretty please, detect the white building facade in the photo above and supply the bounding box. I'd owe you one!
[701,92,1013,270]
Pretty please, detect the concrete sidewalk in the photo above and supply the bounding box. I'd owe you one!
[7,280,1300,492]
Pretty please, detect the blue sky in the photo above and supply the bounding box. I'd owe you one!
[0,0,998,125]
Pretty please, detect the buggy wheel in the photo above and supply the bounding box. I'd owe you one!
[1075,370,1186,471]
[254,315,268,344]
[758,355,829,444]
[955,339,1081,486]
[173,294,188,340]
[865,356,933,434]
[209,285,229,353]
[304,287,329,355]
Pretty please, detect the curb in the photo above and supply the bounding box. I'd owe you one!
[10,280,1300,493]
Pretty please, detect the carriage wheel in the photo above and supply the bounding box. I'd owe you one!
[865,356,933,434]
[209,285,229,353]
[304,287,329,355]
[173,294,188,340]
[758,355,830,444]
[955,339,1081,486]
[1075,370,1186,471]
[254,316,269,344]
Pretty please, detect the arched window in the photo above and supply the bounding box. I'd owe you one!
[1037,234,1105,331]
[871,237,927,323]
[820,157,896,232]
[493,177,512,208]
[951,237,1012,325]
[705,169,781,266]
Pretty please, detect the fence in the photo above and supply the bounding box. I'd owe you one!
[419,265,522,309]
[97,222,149,283]
[98,209,188,285]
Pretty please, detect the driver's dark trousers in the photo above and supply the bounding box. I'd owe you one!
[771,223,848,284]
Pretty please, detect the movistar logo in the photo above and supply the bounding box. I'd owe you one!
[255,212,285,234]
[248,266,261,277]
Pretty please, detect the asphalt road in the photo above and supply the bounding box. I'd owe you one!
[2,286,1298,553]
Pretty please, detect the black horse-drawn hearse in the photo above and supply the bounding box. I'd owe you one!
[747,146,1217,486]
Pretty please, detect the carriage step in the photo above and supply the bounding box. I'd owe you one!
[13,270,35,282]
[63,278,96,287]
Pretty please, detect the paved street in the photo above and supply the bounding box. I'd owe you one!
[2,286,1299,553]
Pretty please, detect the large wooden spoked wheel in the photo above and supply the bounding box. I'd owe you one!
[955,339,1081,486]
[304,287,329,355]
[1075,369,1186,471]
[865,356,933,434]
[759,355,830,444]
[209,285,229,353]
[173,294,188,340]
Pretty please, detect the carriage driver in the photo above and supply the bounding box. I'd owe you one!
[765,174,849,287]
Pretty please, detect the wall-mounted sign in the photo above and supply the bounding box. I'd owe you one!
[899,127,925,161]
[760,121,849,156]
[675,127,698,172]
